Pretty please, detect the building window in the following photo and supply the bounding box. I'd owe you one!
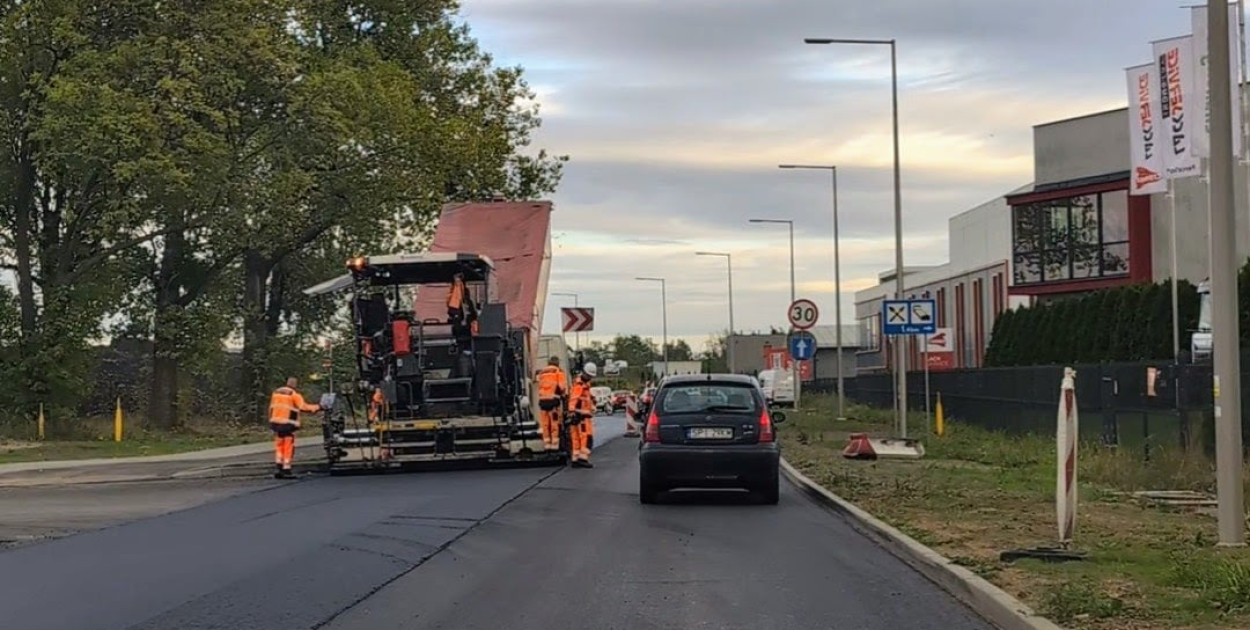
[955,283,966,368]
[1011,190,1131,285]
[973,279,984,368]
[992,273,1004,318]
[860,314,881,352]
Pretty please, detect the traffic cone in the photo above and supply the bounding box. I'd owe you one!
[842,433,877,460]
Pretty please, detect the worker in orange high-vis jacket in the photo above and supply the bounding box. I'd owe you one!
[566,362,598,468]
[368,387,385,422]
[534,356,568,451]
[268,377,320,479]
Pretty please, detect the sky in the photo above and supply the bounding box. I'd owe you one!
[456,0,1198,351]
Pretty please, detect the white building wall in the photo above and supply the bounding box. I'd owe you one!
[1034,109,1129,186]
[1150,159,1250,285]
[948,192,1017,273]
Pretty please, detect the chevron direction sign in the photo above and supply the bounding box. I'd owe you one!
[562,307,595,333]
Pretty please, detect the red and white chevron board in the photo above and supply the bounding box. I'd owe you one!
[561,307,595,332]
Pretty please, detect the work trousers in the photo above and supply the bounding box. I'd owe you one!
[538,400,562,449]
[568,418,591,462]
[270,422,297,469]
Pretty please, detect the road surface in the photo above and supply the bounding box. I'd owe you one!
[0,415,992,630]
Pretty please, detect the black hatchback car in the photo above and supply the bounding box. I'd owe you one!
[637,374,787,504]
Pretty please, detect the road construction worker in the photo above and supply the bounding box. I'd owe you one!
[368,387,385,422]
[535,356,567,451]
[567,362,597,468]
[268,377,320,479]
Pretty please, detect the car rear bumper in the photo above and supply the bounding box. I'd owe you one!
[639,444,779,489]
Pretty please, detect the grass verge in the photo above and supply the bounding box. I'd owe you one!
[781,395,1250,630]
[0,416,276,465]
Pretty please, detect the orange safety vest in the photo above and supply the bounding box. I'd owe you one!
[569,379,594,416]
[447,276,465,310]
[536,365,567,400]
[269,386,316,424]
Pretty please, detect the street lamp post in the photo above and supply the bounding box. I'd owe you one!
[780,163,846,421]
[635,277,668,379]
[552,292,580,352]
[696,252,736,373]
[749,218,801,408]
[804,36,907,436]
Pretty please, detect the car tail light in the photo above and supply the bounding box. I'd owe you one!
[758,409,774,443]
[644,408,661,443]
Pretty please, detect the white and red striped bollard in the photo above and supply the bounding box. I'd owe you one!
[1056,367,1078,547]
[624,396,640,437]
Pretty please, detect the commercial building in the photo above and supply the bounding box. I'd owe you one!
[854,192,1028,373]
[726,324,861,379]
[1007,105,1250,302]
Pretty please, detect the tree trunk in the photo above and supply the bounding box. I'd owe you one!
[148,226,186,428]
[241,249,274,423]
[13,154,38,341]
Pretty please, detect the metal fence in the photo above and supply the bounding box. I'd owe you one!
[806,357,1249,457]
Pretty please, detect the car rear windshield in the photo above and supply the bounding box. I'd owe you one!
[656,383,759,415]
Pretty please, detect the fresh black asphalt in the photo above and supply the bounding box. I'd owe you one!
[0,418,994,630]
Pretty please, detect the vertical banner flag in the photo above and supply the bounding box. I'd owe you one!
[1191,4,1243,158]
[1127,63,1168,195]
[1153,35,1201,179]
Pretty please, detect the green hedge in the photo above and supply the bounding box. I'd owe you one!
[984,278,1202,366]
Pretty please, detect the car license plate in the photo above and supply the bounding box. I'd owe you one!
[688,427,733,440]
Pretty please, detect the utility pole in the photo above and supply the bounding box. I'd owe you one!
[1207,0,1246,547]
[635,277,668,379]
[804,36,905,434]
[749,218,801,408]
[696,252,735,373]
[779,164,847,420]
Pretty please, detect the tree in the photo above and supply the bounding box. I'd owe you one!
[609,334,658,367]
[230,1,566,421]
[664,339,694,361]
[0,1,207,417]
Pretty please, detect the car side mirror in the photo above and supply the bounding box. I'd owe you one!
[771,411,787,424]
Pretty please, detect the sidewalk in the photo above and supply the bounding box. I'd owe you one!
[0,436,324,475]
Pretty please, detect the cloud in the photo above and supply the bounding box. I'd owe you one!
[458,0,1200,350]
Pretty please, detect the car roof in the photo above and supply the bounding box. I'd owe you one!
[658,373,757,387]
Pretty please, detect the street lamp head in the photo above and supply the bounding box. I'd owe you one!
[804,37,894,45]
[779,164,835,171]
[695,251,729,257]
[635,276,664,282]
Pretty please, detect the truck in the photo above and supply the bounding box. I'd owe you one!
[1191,279,1213,363]
[302,200,565,471]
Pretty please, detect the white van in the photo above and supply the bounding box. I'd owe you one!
[757,369,795,406]
[590,386,613,414]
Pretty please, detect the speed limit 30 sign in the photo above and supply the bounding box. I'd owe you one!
[788,299,819,330]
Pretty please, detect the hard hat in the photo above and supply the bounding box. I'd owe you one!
[583,362,598,377]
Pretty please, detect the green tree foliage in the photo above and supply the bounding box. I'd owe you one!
[0,0,565,427]
[664,339,694,361]
[608,334,659,368]
[985,278,1205,366]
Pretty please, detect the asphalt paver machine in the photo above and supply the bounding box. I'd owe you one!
[304,252,566,471]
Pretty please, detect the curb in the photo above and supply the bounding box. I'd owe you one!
[780,458,1066,630]
[0,437,324,474]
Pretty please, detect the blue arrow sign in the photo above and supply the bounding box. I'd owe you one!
[788,331,816,361]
